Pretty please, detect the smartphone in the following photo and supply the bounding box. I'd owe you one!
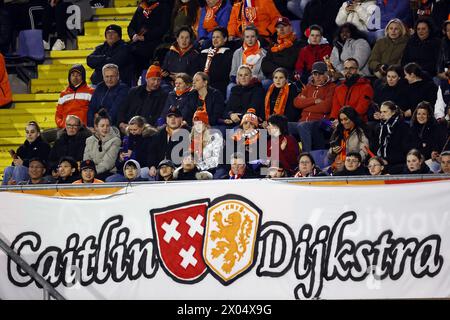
[9,149,18,159]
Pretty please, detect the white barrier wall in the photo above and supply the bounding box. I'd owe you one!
[0,179,449,299]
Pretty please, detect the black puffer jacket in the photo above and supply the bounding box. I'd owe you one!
[261,41,302,80]
[15,136,51,167]
[404,80,438,115]
[48,126,92,170]
[401,34,441,77]
[409,120,447,160]
[117,85,168,127]
[199,47,233,97]
[300,0,342,42]
[0,7,12,54]
[226,81,265,120]
[373,78,409,111]
[127,1,171,43]
[86,40,133,86]
[162,45,201,78]
[184,87,225,126]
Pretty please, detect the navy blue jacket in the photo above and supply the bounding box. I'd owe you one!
[88,82,129,127]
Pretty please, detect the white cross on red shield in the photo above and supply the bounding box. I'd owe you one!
[151,199,209,283]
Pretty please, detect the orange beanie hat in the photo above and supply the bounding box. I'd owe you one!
[146,62,162,79]
[240,108,259,127]
[193,107,209,125]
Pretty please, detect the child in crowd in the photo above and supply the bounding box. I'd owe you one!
[73,160,104,184]
[123,159,148,182]
[156,159,176,181]
[173,152,213,181]
[56,156,79,184]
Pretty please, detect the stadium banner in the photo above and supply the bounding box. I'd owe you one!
[0,179,449,300]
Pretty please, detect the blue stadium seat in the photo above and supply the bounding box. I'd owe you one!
[291,20,302,38]
[16,29,45,62]
[309,149,331,169]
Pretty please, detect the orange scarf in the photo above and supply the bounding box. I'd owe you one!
[203,0,222,32]
[140,1,159,19]
[170,43,193,57]
[331,129,350,171]
[240,0,257,32]
[175,87,191,96]
[264,83,290,120]
[232,129,259,145]
[271,32,296,53]
[204,47,218,74]
[242,40,261,66]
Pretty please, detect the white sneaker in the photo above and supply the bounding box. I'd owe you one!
[51,39,65,51]
[43,40,50,50]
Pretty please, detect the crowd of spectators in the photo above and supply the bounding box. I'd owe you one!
[1,0,450,185]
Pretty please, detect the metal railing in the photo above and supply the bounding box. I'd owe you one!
[0,235,65,300]
[0,173,449,192]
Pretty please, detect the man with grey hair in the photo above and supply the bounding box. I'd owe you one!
[48,114,92,172]
[87,24,132,85]
[87,63,129,129]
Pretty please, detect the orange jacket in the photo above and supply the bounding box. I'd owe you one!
[55,83,94,128]
[330,77,373,122]
[72,178,104,184]
[227,0,281,39]
[0,53,12,107]
[294,80,336,122]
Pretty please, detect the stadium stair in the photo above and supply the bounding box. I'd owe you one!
[0,1,138,180]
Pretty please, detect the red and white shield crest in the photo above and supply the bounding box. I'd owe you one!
[151,199,209,283]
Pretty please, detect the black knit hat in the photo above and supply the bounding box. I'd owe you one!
[105,24,122,39]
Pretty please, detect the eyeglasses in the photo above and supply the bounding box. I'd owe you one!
[66,124,80,129]
[98,140,103,152]
[29,165,44,169]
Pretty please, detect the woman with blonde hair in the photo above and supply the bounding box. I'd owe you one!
[368,18,409,78]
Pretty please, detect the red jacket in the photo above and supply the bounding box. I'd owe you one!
[55,83,94,128]
[295,44,332,74]
[330,77,373,122]
[0,53,12,107]
[268,135,299,174]
[294,79,336,121]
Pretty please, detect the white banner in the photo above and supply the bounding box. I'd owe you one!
[1,180,450,300]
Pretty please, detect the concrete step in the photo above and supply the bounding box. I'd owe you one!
[36,70,94,79]
[31,78,92,86]
[84,20,130,36]
[13,94,60,102]
[0,113,54,124]
[13,102,57,109]
[0,137,34,144]
[0,120,55,129]
[50,50,92,59]
[38,64,92,72]
[31,84,68,94]
[94,7,135,17]
[51,58,91,65]
[114,0,139,8]
[0,108,54,115]
[78,42,103,50]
